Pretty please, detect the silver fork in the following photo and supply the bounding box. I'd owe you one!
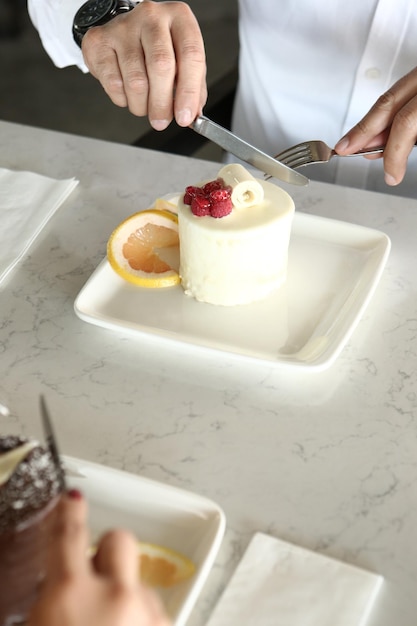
[265,139,417,178]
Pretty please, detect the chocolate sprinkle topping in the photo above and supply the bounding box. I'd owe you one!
[0,436,61,532]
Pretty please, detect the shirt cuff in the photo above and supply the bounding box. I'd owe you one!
[27,0,89,73]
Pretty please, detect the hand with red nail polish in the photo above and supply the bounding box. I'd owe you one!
[27,492,171,626]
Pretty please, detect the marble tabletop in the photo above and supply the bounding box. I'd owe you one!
[1,119,417,626]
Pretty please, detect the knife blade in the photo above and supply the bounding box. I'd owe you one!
[191,115,309,186]
[40,394,67,492]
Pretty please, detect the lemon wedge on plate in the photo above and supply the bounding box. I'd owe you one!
[138,541,195,588]
[89,541,195,588]
[154,196,179,216]
[107,208,180,288]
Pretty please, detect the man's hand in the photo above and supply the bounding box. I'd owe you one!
[82,1,207,130]
[335,66,417,186]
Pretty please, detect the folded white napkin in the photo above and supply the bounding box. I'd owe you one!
[0,167,78,284]
[206,533,383,626]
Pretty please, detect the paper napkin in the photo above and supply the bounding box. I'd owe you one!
[206,533,383,626]
[0,167,78,284]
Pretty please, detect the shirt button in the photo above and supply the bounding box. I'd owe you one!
[365,67,381,80]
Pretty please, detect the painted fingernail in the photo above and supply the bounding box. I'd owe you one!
[385,172,398,186]
[67,488,83,500]
[150,119,170,131]
[334,137,350,152]
[176,108,193,126]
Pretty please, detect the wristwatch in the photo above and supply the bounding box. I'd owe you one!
[72,0,140,48]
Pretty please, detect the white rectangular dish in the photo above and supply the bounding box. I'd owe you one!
[63,456,226,626]
[74,212,390,371]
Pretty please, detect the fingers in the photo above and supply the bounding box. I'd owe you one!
[94,532,171,624]
[82,1,207,130]
[134,3,183,127]
[335,92,397,156]
[29,493,173,626]
[335,67,417,186]
[45,490,89,581]
[82,26,134,109]
[381,92,417,184]
[93,529,139,586]
[167,5,207,126]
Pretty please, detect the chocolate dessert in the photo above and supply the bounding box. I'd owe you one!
[0,436,62,626]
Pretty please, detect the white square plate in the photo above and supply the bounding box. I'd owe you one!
[74,212,390,371]
[63,456,226,626]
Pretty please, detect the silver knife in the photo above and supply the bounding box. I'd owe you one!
[191,115,309,186]
[40,394,67,492]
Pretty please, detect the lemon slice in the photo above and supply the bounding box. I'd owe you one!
[107,209,180,288]
[154,196,179,215]
[88,541,195,588]
[138,541,195,588]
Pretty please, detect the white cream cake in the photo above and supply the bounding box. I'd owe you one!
[177,164,295,306]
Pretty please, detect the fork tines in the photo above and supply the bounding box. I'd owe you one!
[274,143,313,169]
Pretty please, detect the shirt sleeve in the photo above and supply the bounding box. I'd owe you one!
[27,0,89,73]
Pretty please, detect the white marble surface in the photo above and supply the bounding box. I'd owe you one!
[1,120,417,625]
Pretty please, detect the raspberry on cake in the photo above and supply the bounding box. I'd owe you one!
[0,436,62,626]
[177,163,295,306]
[184,179,233,218]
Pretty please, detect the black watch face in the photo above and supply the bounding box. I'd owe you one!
[75,0,116,29]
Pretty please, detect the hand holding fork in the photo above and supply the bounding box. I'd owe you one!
[271,139,415,171]
[271,66,417,187]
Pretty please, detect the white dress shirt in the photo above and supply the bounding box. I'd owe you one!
[234,0,417,195]
[28,0,417,196]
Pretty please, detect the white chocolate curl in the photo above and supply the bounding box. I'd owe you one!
[217,164,264,209]
[0,440,38,486]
